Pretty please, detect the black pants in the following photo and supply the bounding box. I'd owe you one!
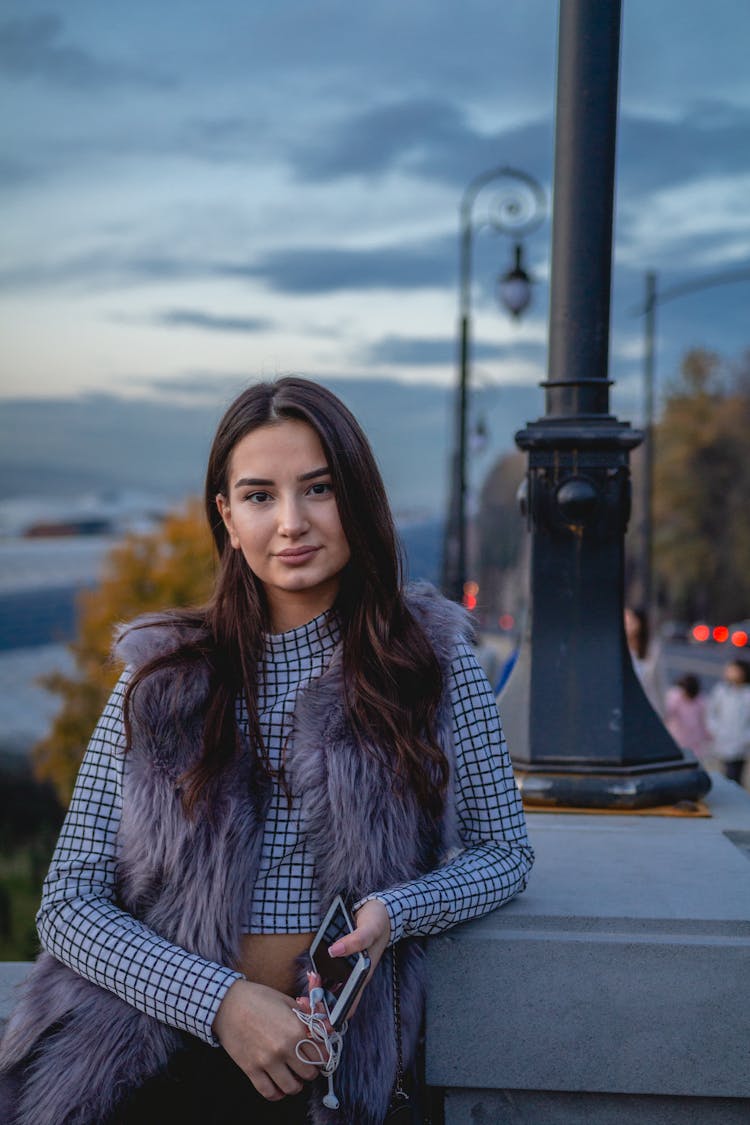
[723,758,746,786]
[106,1038,310,1124]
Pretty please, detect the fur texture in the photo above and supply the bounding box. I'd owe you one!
[0,583,472,1124]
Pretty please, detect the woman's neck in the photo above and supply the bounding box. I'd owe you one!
[267,588,338,634]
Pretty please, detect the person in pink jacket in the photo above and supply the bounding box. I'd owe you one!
[664,674,711,758]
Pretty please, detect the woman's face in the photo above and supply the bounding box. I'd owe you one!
[216,418,351,632]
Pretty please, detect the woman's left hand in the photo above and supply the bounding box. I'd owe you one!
[327,898,391,1019]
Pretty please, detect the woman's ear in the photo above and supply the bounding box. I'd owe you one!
[216,494,240,549]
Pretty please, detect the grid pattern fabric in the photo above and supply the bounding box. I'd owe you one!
[245,610,341,931]
[37,612,532,1045]
[357,641,533,940]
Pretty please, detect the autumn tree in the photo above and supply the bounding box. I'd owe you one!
[33,499,215,804]
[653,347,750,622]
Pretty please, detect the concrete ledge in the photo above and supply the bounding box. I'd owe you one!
[427,774,750,1120]
[443,1089,750,1124]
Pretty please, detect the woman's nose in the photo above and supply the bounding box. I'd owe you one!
[277,495,309,536]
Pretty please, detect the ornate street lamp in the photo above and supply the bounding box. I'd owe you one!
[442,167,547,605]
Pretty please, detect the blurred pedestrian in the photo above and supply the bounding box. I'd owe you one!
[706,658,750,786]
[664,673,711,757]
[624,606,666,716]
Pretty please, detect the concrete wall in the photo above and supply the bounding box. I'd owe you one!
[426,774,750,1123]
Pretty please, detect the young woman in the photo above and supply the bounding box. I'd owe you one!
[0,378,533,1125]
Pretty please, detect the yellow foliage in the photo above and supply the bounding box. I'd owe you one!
[33,499,216,804]
[653,348,750,621]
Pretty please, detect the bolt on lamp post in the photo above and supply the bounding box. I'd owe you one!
[442,167,547,606]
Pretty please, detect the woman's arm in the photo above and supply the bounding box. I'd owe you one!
[352,640,533,944]
[36,672,243,1045]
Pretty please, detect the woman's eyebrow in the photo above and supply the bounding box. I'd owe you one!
[233,466,330,488]
[299,466,330,482]
[234,476,273,488]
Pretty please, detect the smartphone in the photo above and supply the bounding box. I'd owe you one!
[308,895,371,1029]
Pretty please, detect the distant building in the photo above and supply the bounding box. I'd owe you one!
[24,518,114,539]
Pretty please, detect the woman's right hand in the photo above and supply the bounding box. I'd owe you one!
[212,979,319,1100]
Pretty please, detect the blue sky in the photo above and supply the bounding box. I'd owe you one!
[1,0,749,428]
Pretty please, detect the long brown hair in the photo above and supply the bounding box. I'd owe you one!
[125,378,447,816]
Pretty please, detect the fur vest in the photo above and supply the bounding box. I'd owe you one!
[0,585,470,1125]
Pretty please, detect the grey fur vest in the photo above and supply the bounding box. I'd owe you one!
[0,585,470,1125]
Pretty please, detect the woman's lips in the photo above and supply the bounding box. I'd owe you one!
[276,546,320,565]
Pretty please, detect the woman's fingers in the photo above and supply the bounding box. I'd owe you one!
[252,1066,305,1101]
[247,1038,319,1100]
[328,898,391,959]
[327,899,393,1021]
[212,979,320,1100]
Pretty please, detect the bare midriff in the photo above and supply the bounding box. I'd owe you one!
[237,932,316,997]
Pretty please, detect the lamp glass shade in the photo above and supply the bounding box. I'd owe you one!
[498,272,532,318]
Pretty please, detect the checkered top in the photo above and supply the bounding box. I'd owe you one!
[37,611,533,1045]
[243,609,341,932]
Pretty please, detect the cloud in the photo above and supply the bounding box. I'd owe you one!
[616,172,750,270]
[180,115,277,164]
[291,97,553,187]
[155,309,272,333]
[293,98,473,180]
[0,156,36,187]
[366,334,545,367]
[232,236,457,294]
[617,107,750,196]
[289,92,750,213]
[0,13,173,90]
[0,249,197,291]
[0,234,458,296]
[131,371,256,403]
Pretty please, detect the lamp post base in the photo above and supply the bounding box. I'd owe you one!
[515,758,711,810]
[500,415,712,811]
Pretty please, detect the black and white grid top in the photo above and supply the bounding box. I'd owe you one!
[37,610,533,1046]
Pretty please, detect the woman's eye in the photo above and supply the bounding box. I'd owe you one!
[245,491,271,504]
[308,481,333,497]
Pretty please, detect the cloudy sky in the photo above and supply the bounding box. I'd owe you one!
[1,0,749,429]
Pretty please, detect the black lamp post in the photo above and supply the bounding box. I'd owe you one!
[442,167,547,605]
[499,0,709,809]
